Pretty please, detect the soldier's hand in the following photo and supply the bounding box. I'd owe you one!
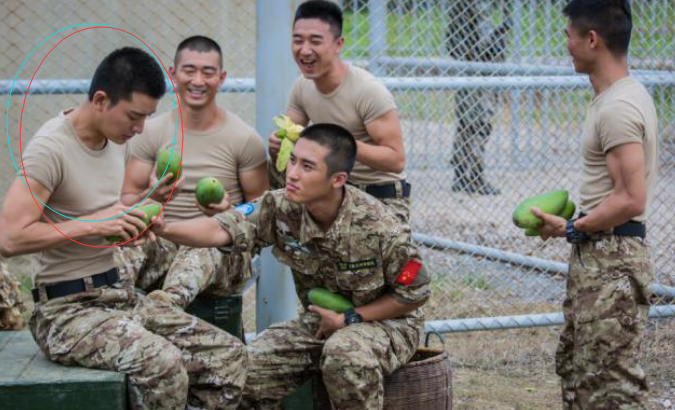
[147,289,177,306]
[269,131,282,161]
[195,193,232,217]
[149,165,185,203]
[88,204,147,242]
[531,207,567,240]
[308,305,345,340]
[148,214,166,238]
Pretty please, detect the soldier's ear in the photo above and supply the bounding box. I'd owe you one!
[331,171,348,189]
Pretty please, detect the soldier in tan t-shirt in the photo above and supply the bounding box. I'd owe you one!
[0,47,247,409]
[118,36,269,309]
[533,2,657,409]
[268,0,410,222]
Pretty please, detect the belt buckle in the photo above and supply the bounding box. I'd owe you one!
[37,284,49,303]
[83,276,94,292]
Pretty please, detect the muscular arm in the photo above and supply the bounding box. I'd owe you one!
[0,177,145,257]
[120,158,153,205]
[533,142,647,238]
[121,157,182,206]
[575,142,647,232]
[358,109,406,173]
[239,162,269,202]
[159,217,232,248]
[353,293,425,322]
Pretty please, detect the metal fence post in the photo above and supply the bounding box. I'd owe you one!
[368,0,387,76]
[255,0,300,334]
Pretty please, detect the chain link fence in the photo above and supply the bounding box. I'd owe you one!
[2,0,674,332]
[338,0,675,330]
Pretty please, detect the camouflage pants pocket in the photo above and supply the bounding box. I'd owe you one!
[573,308,649,410]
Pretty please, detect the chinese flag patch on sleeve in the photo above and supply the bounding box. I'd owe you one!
[395,259,423,286]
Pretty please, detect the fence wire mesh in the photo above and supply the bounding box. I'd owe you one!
[1,0,674,331]
[339,0,675,328]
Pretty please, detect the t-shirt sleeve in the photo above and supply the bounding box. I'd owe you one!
[212,191,276,254]
[237,130,267,172]
[381,225,431,304]
[597,100,645,153]
[358,79,397,125]
[22,136,63,193]
[287,77,307,117]
[130,118,164,163]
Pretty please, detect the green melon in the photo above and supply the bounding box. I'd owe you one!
[106,203,162,243]
[156,147,182,182]
[308,288,355,314]
[513,190,569,229]
[195,177,225,207]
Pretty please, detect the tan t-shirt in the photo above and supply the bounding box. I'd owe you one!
[131,110,266,223]
[288,65,404,185]
[580,77,658,222]
[22,111,129,284]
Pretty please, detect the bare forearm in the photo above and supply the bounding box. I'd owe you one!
[354,294,425,322]
[576,192,645,233]
[355,141,405,173]
[121,190,148,207]
[0,220,93,257]
[160,218,232,248]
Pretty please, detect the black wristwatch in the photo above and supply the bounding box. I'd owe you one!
[343,308,363,326]
[565,218,590,244]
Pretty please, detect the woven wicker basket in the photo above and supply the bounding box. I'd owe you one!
[313,346,453,409]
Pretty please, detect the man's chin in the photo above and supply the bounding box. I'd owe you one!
[284,189,304,204]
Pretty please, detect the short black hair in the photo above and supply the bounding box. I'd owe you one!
[563,0,632,57]
[174,35,223,68]
[88,47,166,106]
[299,123,356,176]
[294,0,343,39]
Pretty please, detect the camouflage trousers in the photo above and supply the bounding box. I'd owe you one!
[556,236,653,410]
[115,237,252,309]
[241,314,423,410]
[0,263,26,330]
[29,278,247,410]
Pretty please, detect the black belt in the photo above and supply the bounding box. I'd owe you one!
[351,180,411,199]
[578,213,646,238]
[32,268,120,303]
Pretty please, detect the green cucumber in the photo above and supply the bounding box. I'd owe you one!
[308,288,355,313]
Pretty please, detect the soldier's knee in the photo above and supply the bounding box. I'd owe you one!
[206,332,248,378]
[320,337,375,375]
[144,344,189,390]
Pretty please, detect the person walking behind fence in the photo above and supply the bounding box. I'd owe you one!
[268,0,411,223]
[117,36,268,309]
[154,123,431,410]
[0,47,246,409]
[446,0,510,195]
[532,1,658,408]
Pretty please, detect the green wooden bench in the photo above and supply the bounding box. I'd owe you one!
[0,293,244,410]
[0,330,128,410]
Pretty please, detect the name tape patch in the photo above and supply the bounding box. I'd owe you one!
[337,259,378,271]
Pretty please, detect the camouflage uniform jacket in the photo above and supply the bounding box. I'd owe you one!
[214,185,430,322]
